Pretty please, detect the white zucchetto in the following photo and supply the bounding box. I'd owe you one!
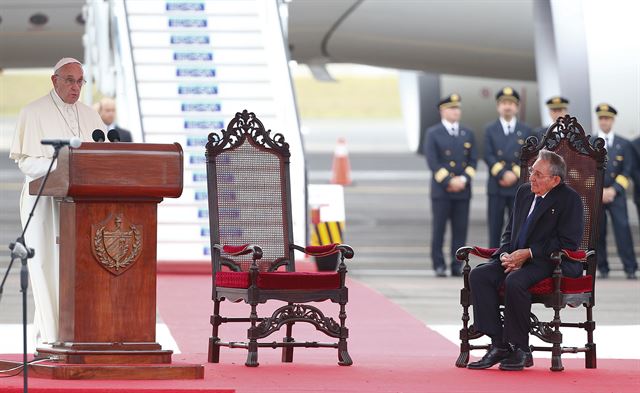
[53,57,82,73]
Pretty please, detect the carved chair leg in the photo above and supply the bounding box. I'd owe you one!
[245,301,260,367]
[338,301,352,366]
[550,306,564,372]
[457,271,472,367]
[585,305,597,369]
[586,343,597,369]
[457,303,472,367]
[208,337,220,363]
[338,338,352,366]
[246,340,259,367]
[282,318,294,363]
[456,329,471,368]
[208,298,222,363]
[551,350,564,372]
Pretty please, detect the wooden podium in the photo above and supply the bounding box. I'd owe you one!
[27,142,203,379]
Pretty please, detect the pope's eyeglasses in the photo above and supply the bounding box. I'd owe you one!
[55,74,87,87]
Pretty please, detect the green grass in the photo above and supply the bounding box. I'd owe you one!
[0,72,106,116]
[293,75,402,119]
[0,74,53,116]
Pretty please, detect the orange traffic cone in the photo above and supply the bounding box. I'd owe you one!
[331,137,352,186]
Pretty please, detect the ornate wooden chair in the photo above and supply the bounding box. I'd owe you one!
[205,110,354,367]
[455,115,606,371]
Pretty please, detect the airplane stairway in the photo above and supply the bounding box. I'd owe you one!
[112,0,305,264]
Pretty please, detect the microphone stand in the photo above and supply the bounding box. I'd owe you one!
[1,144,64,393]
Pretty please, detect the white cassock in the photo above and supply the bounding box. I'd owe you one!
[9,89,105,345]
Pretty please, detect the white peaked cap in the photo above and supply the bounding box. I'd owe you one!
[53,57,82,73]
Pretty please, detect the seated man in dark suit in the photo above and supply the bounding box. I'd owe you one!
[467,149,584,371]
[96,97,133,142]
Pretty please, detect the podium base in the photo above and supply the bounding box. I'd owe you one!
[22,344,205,380]
[28,361,204,380]
[1,359,204,380]
[36,344,172,364]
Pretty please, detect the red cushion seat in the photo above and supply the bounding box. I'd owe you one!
[498,275,593,296]
[216,271,341,290]
[528,275,593,295]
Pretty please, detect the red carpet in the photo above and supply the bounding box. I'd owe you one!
[1,268,639,392]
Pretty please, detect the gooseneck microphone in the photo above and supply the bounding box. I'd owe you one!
[107,129,121,142]
[92,129,106,142]
[41,138,82,148]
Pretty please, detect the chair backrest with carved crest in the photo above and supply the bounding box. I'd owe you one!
[205,110,295,273]
[519,116,607,277]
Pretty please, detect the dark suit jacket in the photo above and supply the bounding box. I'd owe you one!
[494,182,584,277]
[423,122,478,200]
[112,125,133,142]
[484,119,533,196]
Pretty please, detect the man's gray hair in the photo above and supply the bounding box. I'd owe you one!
[537,149,566,181]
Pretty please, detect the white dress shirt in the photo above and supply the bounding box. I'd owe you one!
[598,130,614,149]
[441,119,460,137]
[500,117,517,136]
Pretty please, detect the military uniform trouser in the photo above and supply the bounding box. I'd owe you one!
[431,198,470,273]
[597,196,638,274]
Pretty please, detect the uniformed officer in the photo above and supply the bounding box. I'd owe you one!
[423,94,478,277]
[594,103,638,279]
[484,87,534,248]
[535,96,569,141]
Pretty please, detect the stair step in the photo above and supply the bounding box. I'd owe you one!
[137,81,272,99]
[126,0,257,15]
[128,15,260,31]
[130,32,263,48]
[132,48,266,64]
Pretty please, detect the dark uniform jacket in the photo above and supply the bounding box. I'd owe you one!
[535,125,549,142]
[593,135,633,195]
[111,125,133,142]
[484,119,533,196]
[494,182,584,276]
[423,123,478,200]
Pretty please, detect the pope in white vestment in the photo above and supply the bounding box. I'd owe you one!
[9,58,105,345]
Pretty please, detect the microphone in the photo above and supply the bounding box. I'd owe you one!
[9,241,30,260]
[107,129,121,142]
[92,129,105,142]
[41,138,82,148]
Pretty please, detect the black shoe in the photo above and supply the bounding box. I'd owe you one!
[467,346,511,369]
[435,266,446,278]
[499,348,533,371]
[451,268,462,277]
[626,271,637,280]
[599,271,609,279]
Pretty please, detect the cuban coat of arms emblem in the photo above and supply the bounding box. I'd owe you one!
[92,214,143,275]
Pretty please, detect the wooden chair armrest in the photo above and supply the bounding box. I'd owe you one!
[456,246,498,262]
[550,249,594,264]
[214,243,263,260]
[291,243,355,259]
[561,249,594,262]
